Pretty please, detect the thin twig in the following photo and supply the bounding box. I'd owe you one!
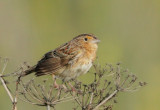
[93,90,118,110]
[0,76,14,102]
[1,58,9,75]
[0,58,18,110]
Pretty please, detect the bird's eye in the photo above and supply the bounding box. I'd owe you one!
[84,38,88,41]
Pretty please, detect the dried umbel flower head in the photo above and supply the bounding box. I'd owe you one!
[61,63,146,110]
[0,57,146,110]
[18,78,76,108]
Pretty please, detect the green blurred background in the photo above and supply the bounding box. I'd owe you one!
[0,0,160,110]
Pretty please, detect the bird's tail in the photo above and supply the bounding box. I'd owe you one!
[21,65,36,77]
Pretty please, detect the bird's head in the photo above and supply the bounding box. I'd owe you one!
[72,34,100,50]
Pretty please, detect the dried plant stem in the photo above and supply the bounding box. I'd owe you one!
[89,93,94,104]
[93,90,118,110]
[47,105,51,110]
[0,75,17,110]
[0,76,13,101]
[12,104,17,110]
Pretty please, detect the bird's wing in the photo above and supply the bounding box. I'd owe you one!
[35,42,80,76]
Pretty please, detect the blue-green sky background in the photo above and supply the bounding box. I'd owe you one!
[0,0,160,110]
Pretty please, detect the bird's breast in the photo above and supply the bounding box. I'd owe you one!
[73,60,92,75]
[57,48,97,81]
[59,58,92,81]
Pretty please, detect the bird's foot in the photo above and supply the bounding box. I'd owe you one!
[69,82,77,92]
[54,80,59,89]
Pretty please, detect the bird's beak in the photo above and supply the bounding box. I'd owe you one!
[92,39,100,43]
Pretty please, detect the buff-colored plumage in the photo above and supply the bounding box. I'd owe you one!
[24,34,100,81]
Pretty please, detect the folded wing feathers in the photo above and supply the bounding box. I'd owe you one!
[35,42,78,76]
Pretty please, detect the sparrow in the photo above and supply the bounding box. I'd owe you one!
[23,34,100,81]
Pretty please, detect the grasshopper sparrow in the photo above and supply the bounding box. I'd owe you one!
[24,34,100,81]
